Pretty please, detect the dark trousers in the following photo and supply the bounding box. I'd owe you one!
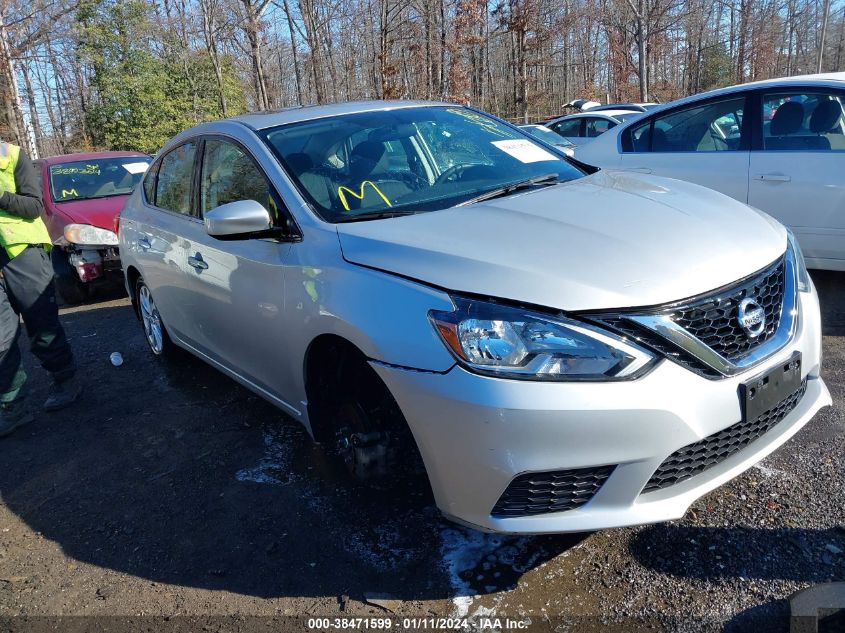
[0,245,75,403]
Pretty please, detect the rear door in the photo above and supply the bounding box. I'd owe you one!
[748,88,845,269]
[618,95,751,202]
[130,140,203,345]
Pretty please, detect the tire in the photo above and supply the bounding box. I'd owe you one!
[55,275,91,305]
[135,277,177,359]
[310,343,428,490]
[50,249,91,305]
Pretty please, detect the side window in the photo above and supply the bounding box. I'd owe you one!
[585,118,613,137]
[627,97,745,152]
[142,161,159,204]
[629,120,651,151]
[762,91,845,151]
[200,139,276,219]
[155,142,197,214]
[550,119,582,137]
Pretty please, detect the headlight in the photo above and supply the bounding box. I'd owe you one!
[429,297,655,381]
[63,224,119,246]
[786,229,811,292]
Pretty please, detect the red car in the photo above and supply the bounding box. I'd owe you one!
[35,151,151,303]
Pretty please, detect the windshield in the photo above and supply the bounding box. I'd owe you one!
[520,125,574,147]
[261,106,583,222]
[50,157,151,202]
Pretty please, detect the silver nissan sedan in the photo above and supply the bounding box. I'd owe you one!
[119,101,831,534]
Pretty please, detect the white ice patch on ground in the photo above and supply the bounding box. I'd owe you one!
[236,423,426,573]
[235,425,298,485]
[341,522,420,572]
[439,526,539,618]
[752,463,784,478]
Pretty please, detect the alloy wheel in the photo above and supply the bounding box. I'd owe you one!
[138,284,164,355]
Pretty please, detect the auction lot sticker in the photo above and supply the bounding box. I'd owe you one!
[491,139,560,163]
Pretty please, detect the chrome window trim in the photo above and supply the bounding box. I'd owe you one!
[622,250,797,377]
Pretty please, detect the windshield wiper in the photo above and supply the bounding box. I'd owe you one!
[336,210,418,223]
[456,173,561,207]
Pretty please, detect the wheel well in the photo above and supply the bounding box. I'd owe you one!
[126,266,141,318]
[304,335,381,444]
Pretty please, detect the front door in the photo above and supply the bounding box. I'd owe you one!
[180,137,293,401]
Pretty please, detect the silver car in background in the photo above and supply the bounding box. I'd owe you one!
[517,124,576,156]
[120,101,830,534]
[543,109,644,147]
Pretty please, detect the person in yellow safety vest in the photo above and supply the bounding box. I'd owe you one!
[0,140,80,437]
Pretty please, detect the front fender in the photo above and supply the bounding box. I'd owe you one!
[281,227,457,422]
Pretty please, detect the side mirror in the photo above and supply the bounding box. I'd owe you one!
[205,200,273,240]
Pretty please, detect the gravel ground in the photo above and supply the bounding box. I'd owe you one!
[0,270,842,632]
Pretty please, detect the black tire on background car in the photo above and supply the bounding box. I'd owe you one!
[135,276,177,359]
[54,275,90,305]
[307,339,429,493]
[50,248,91,305]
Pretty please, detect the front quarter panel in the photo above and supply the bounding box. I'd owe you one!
[281,225,458,415]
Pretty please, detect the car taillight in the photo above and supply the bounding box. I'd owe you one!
[69,250,103,282]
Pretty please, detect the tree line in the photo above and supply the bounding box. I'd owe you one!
[2,0,844,158]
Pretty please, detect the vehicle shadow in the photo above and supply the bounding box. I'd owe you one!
[811,269,845,337]
[0,301,588,604]
[629,523,845,632]
[722,601,789,633]
[54,275,128,309]
[628,524,845,583]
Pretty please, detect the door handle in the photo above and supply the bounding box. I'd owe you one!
[756,173,791,182]
[138,237,151,250]
[187,253,208,271]
[626,167,653,174]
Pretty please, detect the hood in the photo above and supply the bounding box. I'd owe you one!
[52,196,128,232]
[336,170,787,312]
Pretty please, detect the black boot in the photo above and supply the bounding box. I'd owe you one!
[43,375,82,412]
[0,401,34,437]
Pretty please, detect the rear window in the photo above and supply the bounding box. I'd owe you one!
[50,157,151,202]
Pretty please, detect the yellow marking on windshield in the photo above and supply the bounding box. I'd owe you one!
[52,164,101,176]
[61,189,79,198]
[337,181,393,212]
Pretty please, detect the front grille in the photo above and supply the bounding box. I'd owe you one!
[671,258,785,360]
[594,256,787,379]
[492,465,615,518]
[642,378,807,493]
[603,318,721,378]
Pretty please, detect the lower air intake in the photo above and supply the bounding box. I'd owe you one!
[491,465,615,518]
[643,379,807,494]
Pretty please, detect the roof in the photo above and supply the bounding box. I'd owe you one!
[552,109,643,121]
[644,72,845,115]
[231,99,454,131]
[587,103,648,113]
[736,71,845,88]
[40,150,150,165]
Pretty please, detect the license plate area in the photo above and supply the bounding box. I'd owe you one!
[740,352,802,422]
